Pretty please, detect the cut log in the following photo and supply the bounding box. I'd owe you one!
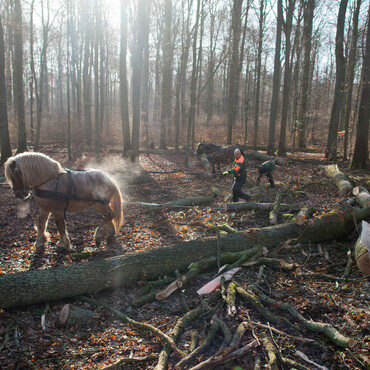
[269,191,283,225]
[355,221,370,275]
[145,196,214,212]
[325,164,353,197]
[243,150,285,166]
[0,205,369,308]
[353,186,370,208]
[295,207,316,226]
[227,201,300,213]
[59,304,97,326]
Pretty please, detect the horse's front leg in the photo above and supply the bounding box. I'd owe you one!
[94,204,116,247]
[54,212,71,253]
[35,210,50,255]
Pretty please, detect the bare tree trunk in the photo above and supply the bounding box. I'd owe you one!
[141,2,151,149]
[66,2,72,160]
[297,0,315,149]
[253,0,266,150]
[350,2,370,169]
[120,0,130,153]
[325,0,348,160]
[94,0,100,155]
[267,0,283,155]
[226,0,243,145]
[13,0,27,153]
[131,0,146,161]
[278,0,296,155]
[83,3,92,147]
[159,0,172,150]
[185,0,201,167]
[343,0,362,160]
[0,16,11,163]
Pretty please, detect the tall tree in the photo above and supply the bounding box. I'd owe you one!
[267,0,283,155]
[13,0,27,153]
[141,1,151,148]
[33,0,52,151]
[325,0,349,159]
[343,0,362,160]
[227,0,243,145]
[253,0,266,149]
[159,0,173,150]
[131,0,146,161]
[0,16,11,163]
[94,0,101,155]
[350,2,370,169]
[297,0,315,149]
[278,0,296,155]
[185,0,201,167]
[120,0,130,153]
[83,2,92,147]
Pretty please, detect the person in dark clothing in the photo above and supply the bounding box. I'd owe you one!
[256,159,276,188]
[222,149,251,202]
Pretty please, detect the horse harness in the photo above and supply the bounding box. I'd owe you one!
[33,169,107,219]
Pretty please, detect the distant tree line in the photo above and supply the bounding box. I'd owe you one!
[0,0,368,168]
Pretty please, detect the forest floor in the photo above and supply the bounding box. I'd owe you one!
[0,145,369,369]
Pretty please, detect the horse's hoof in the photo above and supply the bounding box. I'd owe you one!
[34,245,45,255]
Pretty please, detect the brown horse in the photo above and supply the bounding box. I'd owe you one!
[207,144,243,174]
[5,152,123,254]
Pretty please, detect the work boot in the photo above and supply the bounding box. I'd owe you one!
[256,177,261,186]
[243,194,251,201]
[269,180,275,188]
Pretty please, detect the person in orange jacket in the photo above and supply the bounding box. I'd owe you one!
[222,149,251,202]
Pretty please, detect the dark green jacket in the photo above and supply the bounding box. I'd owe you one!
[261,160,275,172]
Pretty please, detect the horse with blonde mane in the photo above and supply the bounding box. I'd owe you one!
[5,152,123,254]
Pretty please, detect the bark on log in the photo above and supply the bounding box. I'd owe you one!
[144,196,215,212]
[269,191,283,225]
[295,207,316,226]
[353,186,370,208]
[0,205,369,308]
[325,165,353,197]
[226,202,301,213]
[243,151,285,166]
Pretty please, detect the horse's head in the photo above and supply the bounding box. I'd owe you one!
[196,142,205,155]
[5,160,30,200]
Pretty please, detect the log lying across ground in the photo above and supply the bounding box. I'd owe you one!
[226,201,300,213]
[244,151,285,166]
[0,205,369,309]
[325,164,353,197]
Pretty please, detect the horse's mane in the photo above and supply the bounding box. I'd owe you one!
[5,152,65,188]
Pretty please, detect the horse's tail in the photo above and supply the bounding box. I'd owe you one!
[110,180,123,233]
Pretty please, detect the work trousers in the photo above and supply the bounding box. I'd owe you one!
[232,176,250,202]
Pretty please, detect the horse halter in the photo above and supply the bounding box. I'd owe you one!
[9,163,30,200]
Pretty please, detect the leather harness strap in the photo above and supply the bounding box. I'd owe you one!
[33,169,107,219]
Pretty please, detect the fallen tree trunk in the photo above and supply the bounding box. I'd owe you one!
[353,186,370,208]
[325,165,353,197]
[244,151,285,166]
[226,202,300,213]
[144,196,214,212]
[0,205,369,309]
[295,207,316,226]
